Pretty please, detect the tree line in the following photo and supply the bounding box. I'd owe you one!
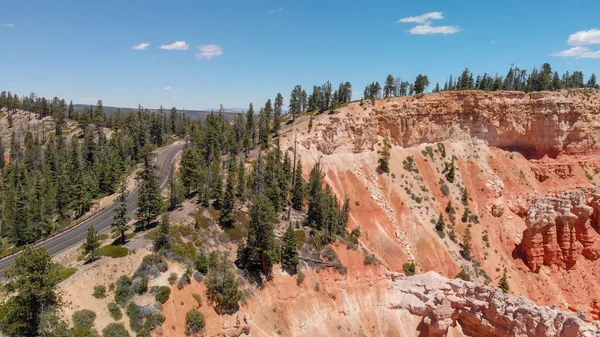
[0,94,190,250]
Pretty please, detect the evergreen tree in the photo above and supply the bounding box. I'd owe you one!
[136,155,163,230]
[377,139,391,173]
[153,213,171,252]
[498,268,510,293]
[245,103,256,150]
[273,93,284,135]
[384,74,396,98]
[338,197,350,235]
[236,159,246,201]
[413,75,430,94]
[219,166,236,229]
[112,181,129,245]
[69,136,91,217]
[0,247,63,337]
[83,226,101,260]
[236,194,276,275]
[167,163,183,210]
[206,253,242,313]
[461,228,472,260]
[435,214,445,233]
[281,224,299,273]
[291,157,305,211]
[68,100,76,119]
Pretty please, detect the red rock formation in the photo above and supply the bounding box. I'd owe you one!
[520,188,600,272]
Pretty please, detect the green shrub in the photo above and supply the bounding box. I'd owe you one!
[195,251,208,274]
[72,309,96,329]
[114,275,134,307]
[102,323,130,337]
[455,269,471,281]
[58,267,78,282]
[403,263,416,276]
[156,286,171,304]
[402,156,419,173]
[93,285,107,299]
[168,273,177,285]
[108,302,123,321]
[185,309,206,335]
[437,143,446,158]
[440,183,450,196]
[99,245,129,258]
[363,253,378,266]
[192,293,203,307]
[133,275,149,295]
[134,254,168,279]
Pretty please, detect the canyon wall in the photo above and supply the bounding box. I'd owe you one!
[300,90,600,159]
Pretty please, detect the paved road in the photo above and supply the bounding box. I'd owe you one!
[0,142,184,278]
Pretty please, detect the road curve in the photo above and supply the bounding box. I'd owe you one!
[0,142,184,278]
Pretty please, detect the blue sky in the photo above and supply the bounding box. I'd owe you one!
[1,0,599,110]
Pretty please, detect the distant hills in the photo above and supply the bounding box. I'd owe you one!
[73,104,241,121]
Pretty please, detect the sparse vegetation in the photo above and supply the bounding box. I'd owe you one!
[455,269,471,281]
[403,262,416,276]
[297,271,305,286]
[437,143,446,158]
[156,286,171,304]
[98,245,129,258]
[403,156,419,173]
[498,268,510,293]
[58,266,78,282]
[102,323,130,337]
[93,285,107,299]
[378,139,391,173]
[185,309,206,335]
[192,293,203,307]
[107,302,123,321]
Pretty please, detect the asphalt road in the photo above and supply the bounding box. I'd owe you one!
[0,142,184,278]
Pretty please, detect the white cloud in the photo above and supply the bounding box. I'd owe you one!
[160,41,189,50]
[164,86,172,91]
[132,42,150,50]
[195,44,223,59]
[567,28,600,46]
[551,46,600,59]
[398,12,443,24]
[409,24,460,35]
[269,8,284,14]
[397,12,459,35]
[1,23,14,27]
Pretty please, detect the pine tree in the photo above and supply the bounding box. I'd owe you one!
[219,166,236,229]
[236,159,246,201]
[461,228,472,260]
[136,155,163,230]
[306,162,324,229]
[291,157,305,211]
[338,197,350,235]
[68,100,76,119]
[1,247,63,337]
[206,253,242,313]
[168,163,183,210]
[273,93,283,135]
[236,194,276,275]
[498,268,510,293]
[153,213,171,252]
[245,103,256,150]
[112,181,129,245]
[69,136,91,217]
[83,226,101,260]
[281,224,299,273]
[377,139,391,173]
[435,214,445,233]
